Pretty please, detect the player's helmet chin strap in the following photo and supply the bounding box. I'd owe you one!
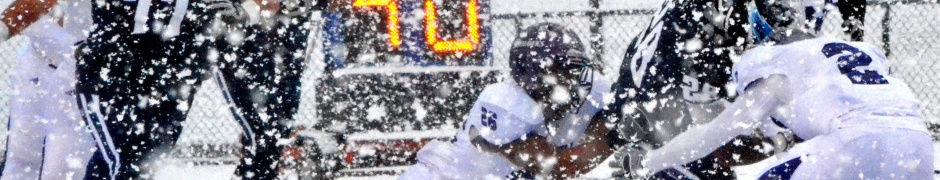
[572,57,594,113]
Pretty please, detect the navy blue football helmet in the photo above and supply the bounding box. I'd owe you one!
[508,22,593,104]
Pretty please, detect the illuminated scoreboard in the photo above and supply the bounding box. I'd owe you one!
[322,0,491,68]
[317,0,497,138]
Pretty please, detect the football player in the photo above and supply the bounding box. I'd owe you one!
[71,0,249,179]
[399,23,614,179]
[633,0,933,178]
[0,0,94,179]
[601,0,764,178]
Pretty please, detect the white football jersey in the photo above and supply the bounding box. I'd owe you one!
[2,2,96,179]
[453,82,543,148]
[733,38,923,139]
[20,0,93,65]
[454,72,613,149]
[405,73,612,178]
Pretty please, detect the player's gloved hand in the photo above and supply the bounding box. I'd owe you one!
[204,0,249,25]
[610,146,650,179]
[281,128,345,179]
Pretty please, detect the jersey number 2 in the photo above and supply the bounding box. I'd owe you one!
[821,43,889,85]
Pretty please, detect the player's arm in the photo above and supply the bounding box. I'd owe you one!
[643,74,791,173]
[470,130,556,174]
[710,128,795,167]
[552,114,613,178]
[0,0,58,40]
[471,114,612,178]
[468,123,564,176]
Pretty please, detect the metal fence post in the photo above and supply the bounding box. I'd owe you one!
[589,0,604,62]
[882,2,892,58]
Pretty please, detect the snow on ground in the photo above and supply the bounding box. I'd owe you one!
[154,142,940,179]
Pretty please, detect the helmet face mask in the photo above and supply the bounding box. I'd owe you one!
[509,23,594,116]
[752,0,811,43]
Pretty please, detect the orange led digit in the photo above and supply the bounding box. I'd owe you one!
[353,0,402,49]
[424,0,480,53]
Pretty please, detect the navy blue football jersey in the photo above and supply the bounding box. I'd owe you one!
[603,1,750,179]
[76,0,216,92]
[86,0,213,47]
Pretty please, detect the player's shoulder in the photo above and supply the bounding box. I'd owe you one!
[794,37,879,51]
[738,37,841,67]
[734,43,793,93]
[473,82,542,123]
[478,82,527,98]
[467,82,544,146]
[736,45,776,71]
[477,82,536,108]
[844,40,888,59]
[740,42,777,58]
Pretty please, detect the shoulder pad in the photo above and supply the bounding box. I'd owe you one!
[468,82,544,146]
[733,46,784,94]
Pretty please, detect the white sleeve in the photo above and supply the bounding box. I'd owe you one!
[732,46,785,95]
[644,75,791,173]
[467,83,544,147]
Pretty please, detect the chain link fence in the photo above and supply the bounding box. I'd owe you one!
[0,0,938,163]
[0,36,24,155]
[875,2,940,138]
